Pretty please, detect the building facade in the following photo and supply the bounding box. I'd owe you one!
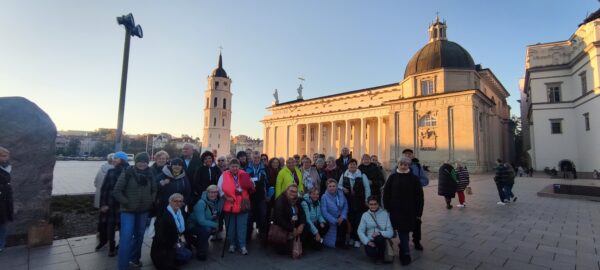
[202,53,232,155]
[522,10,600,174]
[262,19,511,172]
[231,135,264,155]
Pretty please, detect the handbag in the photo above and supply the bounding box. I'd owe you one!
[369,212,395,262]
[466,186,473,195]
[268,223,289,245]
[292,236,303,259]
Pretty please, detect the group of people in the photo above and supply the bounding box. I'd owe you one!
[91,145,432,268]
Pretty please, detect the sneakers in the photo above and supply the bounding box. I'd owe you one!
[456,204,466,208]
[413,241,424,251]
[240,247,249,255]
[497,201,506,205]
[503,199,510,203]
[129,261,143,268]
[353,241,361,248]
[228,245,235,253]
[95,241,107,251]
[512,197,518,202]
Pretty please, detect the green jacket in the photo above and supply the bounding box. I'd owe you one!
[112,166,157,213]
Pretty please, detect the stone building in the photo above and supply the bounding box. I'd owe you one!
[262,18,511,172]
[522,10,600,174]
[202,53,232,155]
[231,135,263,155]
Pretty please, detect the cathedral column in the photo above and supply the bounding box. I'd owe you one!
[329,122,335,157]
[317,122,322,154]
[359,118,366,156]
[263,126,269,156]
[344,120,350,150]
[377,117,383,159]
[305,123,311,156]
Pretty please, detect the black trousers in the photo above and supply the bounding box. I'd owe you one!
[411,218,421,242]
[335,219,349,247]
[364,235,386,259]
[301,222,329,250]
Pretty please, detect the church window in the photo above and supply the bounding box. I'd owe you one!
[214,97,218,108]
[584,113,590,131]
[421,79,434,96]
[213,117,216,126]
[310,127,315,142]
[222,118,225,127]
[419,115,437,127]
[224,82,228,86]
[580,72,588,96]
[223,98,227,109]
[546,83,561,103]
[215,81,219,88]
[550,119,562,134]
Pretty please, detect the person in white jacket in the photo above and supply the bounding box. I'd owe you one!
[357,196,394,263]
[94,153,115,208]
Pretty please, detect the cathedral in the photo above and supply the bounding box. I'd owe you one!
[262,18,512,172]
[202,53,232,156]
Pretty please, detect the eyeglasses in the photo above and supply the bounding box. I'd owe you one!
[172,200,184,203]
[260,158,267,161]
[218,160,225,162]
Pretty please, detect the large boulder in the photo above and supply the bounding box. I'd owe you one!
[0,97,56,244]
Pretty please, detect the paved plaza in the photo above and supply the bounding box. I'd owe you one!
[2,174,600,270]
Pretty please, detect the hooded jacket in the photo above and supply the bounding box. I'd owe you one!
[189,190,223,230]
[300,193,326,235]
[156,165,192,211]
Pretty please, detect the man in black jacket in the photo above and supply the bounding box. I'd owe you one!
[181,143,202,182]
[0,146,14,252]
[335,147,352,172]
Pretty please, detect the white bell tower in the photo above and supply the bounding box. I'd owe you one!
[202,52,232,156]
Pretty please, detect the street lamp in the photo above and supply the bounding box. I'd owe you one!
[114,13,143,152]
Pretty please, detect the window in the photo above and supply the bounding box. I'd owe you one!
[224,82,228,86]
[584,113,590,131]
[215,81,219,88]
[580,72,588,96]
[223,98,227,109]
[213,97,218,108]
[310,127,315,142]
[546,83,561,103]
[213,117,216,127]
[421,79,435,96]
[419,115,437,127]
[222,118,225,127]
[550,119,562,134]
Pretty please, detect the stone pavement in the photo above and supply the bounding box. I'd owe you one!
[2,174,599,270]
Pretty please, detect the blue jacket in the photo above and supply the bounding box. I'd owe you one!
[189,191,223,230]
[320,189,348,248]
[357,208,394,245]
[409,158,429,186]
[300,193,326,235]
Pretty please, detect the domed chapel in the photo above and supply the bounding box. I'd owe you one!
[262,18,511,172]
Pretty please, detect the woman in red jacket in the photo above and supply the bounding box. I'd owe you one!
[219,158,255,255]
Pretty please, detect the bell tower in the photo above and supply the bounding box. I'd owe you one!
[202,52,232,156]
[428,16,447,43]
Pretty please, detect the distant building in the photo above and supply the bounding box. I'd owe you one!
[202,53,232,156]
[231,135,263,155]
[171,135,200,150]
[262,18,511,172]
[522,10,600,174]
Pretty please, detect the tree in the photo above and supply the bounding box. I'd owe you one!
[90,141,114,157]
[65,138,81,156]
[511,115,524,165]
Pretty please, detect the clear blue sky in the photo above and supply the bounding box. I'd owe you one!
[0,1,596,139]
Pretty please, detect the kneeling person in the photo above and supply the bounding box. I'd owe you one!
[188,185,223,260]
[357,196,394,263]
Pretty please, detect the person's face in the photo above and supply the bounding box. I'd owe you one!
[341,148,349,156]
[370,155,378,163]
[261,156,268,165]
[172,164,183,174]
[207,190,219,201]
[182,146,193,157]
[156,155,168,166]
[252,154,261,164]
[271,159,280,168]
[398,162,410,171]
[326,159,334,167]
[0,152,9,163]
[313,153,318,160]
[368,200,379,212]
[204,156,213,166]
[286,159,296,170]
[169,197,184,211]
[229,164,240,174]
[310,190,320,201]
[361,156,371,166]
[302,159,311,169]
[316,161,324,169]
[136,161,148,170]
[403,152,414,159]
[217,158,226,167]
[286,187,298,201]
[348,162,357,172]
[327,183,337,193]
[239,156,247,162]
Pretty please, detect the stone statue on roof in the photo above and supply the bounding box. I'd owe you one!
[273,89,279,104]
[296,83,303,100]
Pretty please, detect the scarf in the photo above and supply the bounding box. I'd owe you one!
[167,205,185,234]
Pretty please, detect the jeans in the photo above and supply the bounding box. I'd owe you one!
[364,235,386,259]
[224,212,248,249]
[495,183,506,202]
[0,223,6,249]
[398,230,410,256]
[118,212,148,270]
[503,184,514,200]
[190,226,213,257]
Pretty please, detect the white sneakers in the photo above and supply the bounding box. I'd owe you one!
[353,241,361,248]
[229,245,248,255]
[497,201,506,205]
[228,245,235,253]
[456,204,466,208]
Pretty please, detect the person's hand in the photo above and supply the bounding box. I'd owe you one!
[160,179,170,186]
[372,231,380,237]
[319,223,325,228]
[314,234,321,242]
[226,196,235,202]
[368,241,376,247]
[343,188,350,194]
[100,206,109,212]
[337,218,343,225]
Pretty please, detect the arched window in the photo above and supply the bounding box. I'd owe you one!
[223,98,227,109]
[213,117,216,126]
[419,115,437,127]
[213,97,217,108]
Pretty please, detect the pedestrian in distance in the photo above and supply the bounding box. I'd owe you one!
[455,162,470,208]
[504,163,517,203]
[0,147,14,253]
[494,159,509,205]
[438,161,458,209]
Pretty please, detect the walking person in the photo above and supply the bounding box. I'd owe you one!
[218,158,255,255]
[455,162,470,208]
[438,161,458,209]
[357,196,394,264]
[0,147,14,252]
[338,158,371,248]
[151,193,192,269]
[494,159,509,205]
[94,153,114,209]
[97,151,129,256]
[320,179,349,248]
[383,157,424,266]
[112,152,157,270]
[402,149,429,250]
[188,185,223,261]
[504,163,517,203]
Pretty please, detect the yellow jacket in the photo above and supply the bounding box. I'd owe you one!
[275,166,304,198]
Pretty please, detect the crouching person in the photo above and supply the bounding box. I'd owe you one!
[300,187,328,251]
[272,184,306,256]
[358,196,394,263]
[188,185,223,261]
[151,193,192,270]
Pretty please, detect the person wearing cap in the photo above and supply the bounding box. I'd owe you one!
[401,148,429,251]
[97,151,129,256]
[155,158,192,214]
[112,152,157,270]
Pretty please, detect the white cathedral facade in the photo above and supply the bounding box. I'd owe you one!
[202,53,232,156]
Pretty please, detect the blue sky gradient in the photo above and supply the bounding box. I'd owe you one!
[0,1,596,139]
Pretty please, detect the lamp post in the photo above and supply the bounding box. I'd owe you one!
[114,13,143,152]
